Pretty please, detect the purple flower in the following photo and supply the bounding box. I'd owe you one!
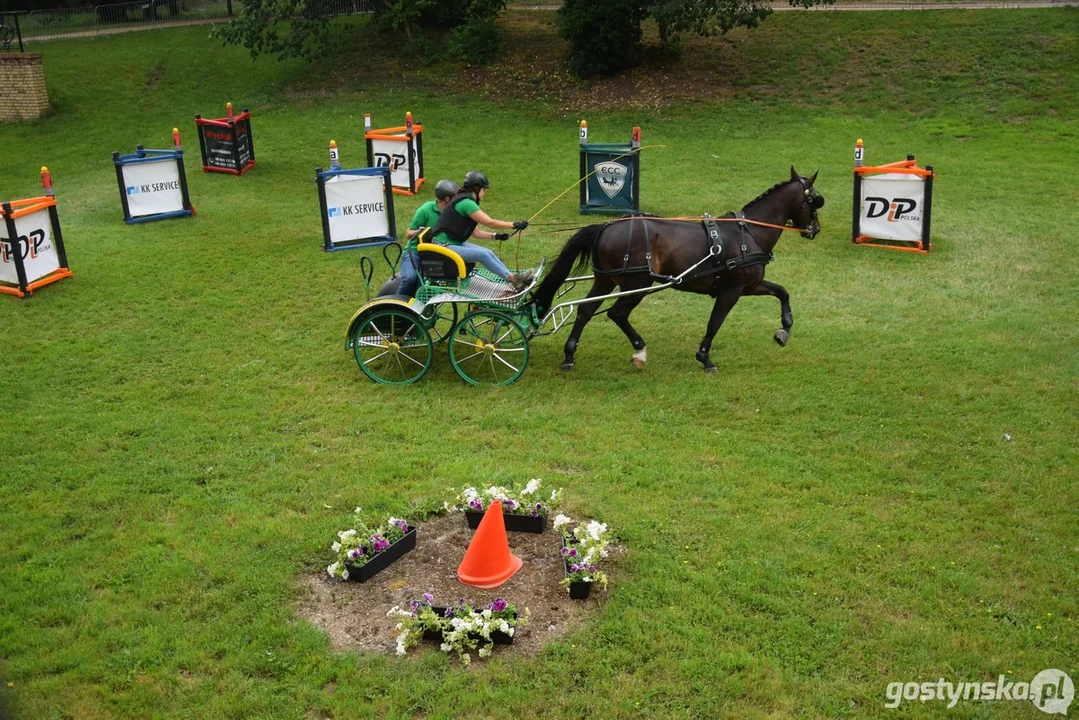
[588,564,596,572]
[371,535,389,553]
[506,499,516,510]
[395,520,409,532]
[530,510,538,517]
[535,503,542,509]
[423,593,434,605]
[568,548,577,558]
[560,547,569,557]
[409,600,419,613]
[489,598,508,612]
[444,607,454,617]
[348,548,362,560]
[570,564,580,573]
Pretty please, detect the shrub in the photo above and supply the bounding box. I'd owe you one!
[557,0,645,78]
[449,16,504,66]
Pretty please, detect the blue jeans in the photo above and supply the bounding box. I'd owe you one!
[441,241,511,280]
[397,251,419,298]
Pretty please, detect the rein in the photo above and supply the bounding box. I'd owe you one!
[534,215,815,235]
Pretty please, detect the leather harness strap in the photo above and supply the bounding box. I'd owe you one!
[592,213,774,280]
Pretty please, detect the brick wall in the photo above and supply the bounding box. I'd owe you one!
[0,53,49,122]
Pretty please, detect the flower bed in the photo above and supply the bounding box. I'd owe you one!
[450,479,561,533]
[554,514,611,599]
[389,595,528,664]
[326,509,416,583]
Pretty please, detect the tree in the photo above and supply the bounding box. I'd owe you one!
[558,0,832,78]
[214,0,506,62]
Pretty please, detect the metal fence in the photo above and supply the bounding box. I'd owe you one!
[5,0,371,44]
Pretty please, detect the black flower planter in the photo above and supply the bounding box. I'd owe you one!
[562,537,593,600]
[344,526,416,582]
[422,607,517,645]
[465,509,547,533]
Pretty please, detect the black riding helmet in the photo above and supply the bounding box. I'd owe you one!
[462,170,490,191]
[434,179,459,201]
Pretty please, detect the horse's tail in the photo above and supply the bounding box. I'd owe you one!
[532,224,604,316]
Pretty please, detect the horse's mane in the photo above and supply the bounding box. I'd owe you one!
[742,179,798,211]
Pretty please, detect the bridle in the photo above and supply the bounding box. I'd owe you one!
[796,176,824,239]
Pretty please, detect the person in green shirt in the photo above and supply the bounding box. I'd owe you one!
[396,179,458,298]
[428,170,533,291]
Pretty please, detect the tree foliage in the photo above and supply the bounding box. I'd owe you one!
[215,0,506,62]
[559,0,833,77]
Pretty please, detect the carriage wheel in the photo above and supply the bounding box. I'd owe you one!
[449,310,530,386]
[351,309,433,385]
[419,302,459,344]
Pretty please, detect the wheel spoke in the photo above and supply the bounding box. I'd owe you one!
[493,353,519,372]
[456,350,484,364]
[363,349,390,364]
[399,350,426,368]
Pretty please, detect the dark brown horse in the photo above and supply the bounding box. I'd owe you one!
[532,168,824,373]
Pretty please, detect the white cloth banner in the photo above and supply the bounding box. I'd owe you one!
[122,159,185,218]
[369,136,418,191]
[324,174,390,245]
[860,173,926,242]
[1,208,60,285]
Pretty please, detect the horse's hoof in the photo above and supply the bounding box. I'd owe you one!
[631,358,646,370]
[703,366,718,375]
[561,362,575,371]
[774,329,790,347]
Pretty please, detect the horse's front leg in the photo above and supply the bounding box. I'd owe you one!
[695,289,742,374]
[744,279,793,346]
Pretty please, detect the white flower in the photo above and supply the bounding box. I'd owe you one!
[553,514,573,531]
[478,646,492,658]
[354,506,362,514]
[482,609,492,619]
[341,568,349,580]
[440,642,452,652]
[499,620,510,633]
[388,517,402,526]
[507,627,514,637]
[550,489,559,501]
[338,529,357,540]
[461,653,471,666]
[586,520,607,541]
[331,542,341,553]
[522,478,541,496]
[396,630,408,656]
[326,562,339,577]
[387,605,400,617]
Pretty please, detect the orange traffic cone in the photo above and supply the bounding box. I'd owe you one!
[458,501,523,589]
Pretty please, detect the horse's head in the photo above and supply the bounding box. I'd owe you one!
[789,166,824,239]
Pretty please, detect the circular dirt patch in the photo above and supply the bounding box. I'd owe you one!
[297,513,613,657]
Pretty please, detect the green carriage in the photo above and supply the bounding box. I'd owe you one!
[344,242,547,386]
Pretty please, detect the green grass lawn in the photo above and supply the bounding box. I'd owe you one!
[1,8,1077,718]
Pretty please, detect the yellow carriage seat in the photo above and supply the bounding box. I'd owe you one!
[414,231,475,280]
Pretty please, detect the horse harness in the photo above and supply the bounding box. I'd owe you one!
[592,213,773,285]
